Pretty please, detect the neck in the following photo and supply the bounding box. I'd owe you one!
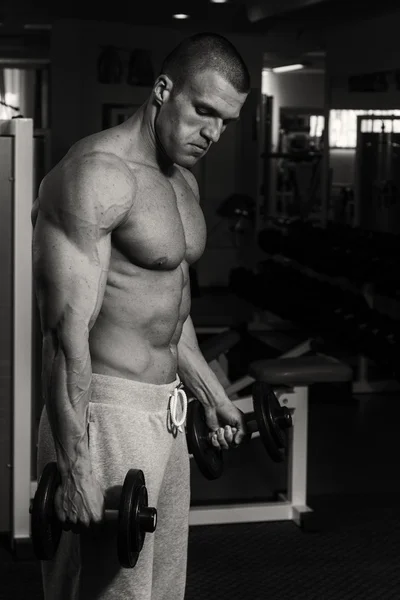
[125,99,174,174]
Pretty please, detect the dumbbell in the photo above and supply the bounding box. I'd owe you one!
[30,463,157,568]
[186,381,292,480]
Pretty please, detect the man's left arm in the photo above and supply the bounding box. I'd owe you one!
[177,315,228,409]
[177,315,247,447]
[176,169,246,446]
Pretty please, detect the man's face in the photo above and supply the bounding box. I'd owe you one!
[155,69,248,168]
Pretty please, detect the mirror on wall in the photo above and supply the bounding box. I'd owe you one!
[272,107,324,220]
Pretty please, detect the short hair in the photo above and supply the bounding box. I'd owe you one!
[159,32,251,95]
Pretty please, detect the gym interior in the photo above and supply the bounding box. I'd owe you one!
[1,1,400,598]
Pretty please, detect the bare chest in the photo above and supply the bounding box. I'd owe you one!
[112,167,207,270]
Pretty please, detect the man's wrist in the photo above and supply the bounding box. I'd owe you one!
[183,380,229,410]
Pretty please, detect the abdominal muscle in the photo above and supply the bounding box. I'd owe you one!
[89,259,190,385]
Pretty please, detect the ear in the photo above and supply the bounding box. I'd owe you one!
[153,75,174,106]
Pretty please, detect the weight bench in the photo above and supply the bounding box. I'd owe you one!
[189,353,352,529]
[197,323,315,401]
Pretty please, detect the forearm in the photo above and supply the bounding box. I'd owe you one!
[177,317,229,408]
[42,331,92,477]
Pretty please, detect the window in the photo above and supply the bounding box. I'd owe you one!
[330,109,400,148]
[310,114,324,139]
[0,69,21,119]
[0,67,49,128]
[314,109,400,149]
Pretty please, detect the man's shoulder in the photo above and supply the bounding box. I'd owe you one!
[39,149,135,227]
[63,146,134,183]
[44,144,136,204]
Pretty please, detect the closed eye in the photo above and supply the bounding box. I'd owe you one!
[196,108,210,116]
[195,105,240,125]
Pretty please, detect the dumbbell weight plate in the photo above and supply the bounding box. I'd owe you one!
[186,399,223,480]
[252,381,292,462]
[30,461,62,560]
[117,469,155,569]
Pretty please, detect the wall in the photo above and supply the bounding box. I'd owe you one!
[50,19,268,286]
[326,9,400,78]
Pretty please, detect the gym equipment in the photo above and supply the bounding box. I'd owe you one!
[257,219,400,291]
[186,381,292,480]
[30,462,157,568]
[229,250,400,383]
[199,327,242,364]
[354,115,400,233]
[127,48,154,86]
[97,46,123,84]
[189,353,353,529]
[1,119,35,548]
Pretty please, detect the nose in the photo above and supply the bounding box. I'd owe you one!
[202,120,223,144]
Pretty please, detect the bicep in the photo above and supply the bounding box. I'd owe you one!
[32,211,111,345]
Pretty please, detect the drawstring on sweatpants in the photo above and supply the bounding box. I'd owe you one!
[169,383,188,433]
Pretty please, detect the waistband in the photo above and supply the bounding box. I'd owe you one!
[90,372,182,411]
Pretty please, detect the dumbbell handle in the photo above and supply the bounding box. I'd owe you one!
[203,409,291,443]
[106,506,156,533]
[62,506,156,533]
[241,418,260,444]
[244,411,291,435]
[245,418,258,436]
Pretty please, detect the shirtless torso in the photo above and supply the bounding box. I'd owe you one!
[32,65,248,528]
[32,118,207,387]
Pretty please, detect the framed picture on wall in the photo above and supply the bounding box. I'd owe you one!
[102,103,141,130]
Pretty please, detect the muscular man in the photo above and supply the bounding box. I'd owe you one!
[32,32,250,600]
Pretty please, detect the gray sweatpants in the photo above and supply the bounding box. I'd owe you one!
[37,373,191,600]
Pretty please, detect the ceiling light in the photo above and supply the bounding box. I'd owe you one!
[173,13,190,19]
[304,51,326,57]
[210,0,229,3]
[24,23,52,29]
[272,64,304,73]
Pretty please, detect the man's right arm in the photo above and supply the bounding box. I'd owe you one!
[33,152,134,524]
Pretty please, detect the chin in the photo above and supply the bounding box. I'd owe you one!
[174,154,199,169]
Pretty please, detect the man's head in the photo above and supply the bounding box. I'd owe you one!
[152,32,250,168]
